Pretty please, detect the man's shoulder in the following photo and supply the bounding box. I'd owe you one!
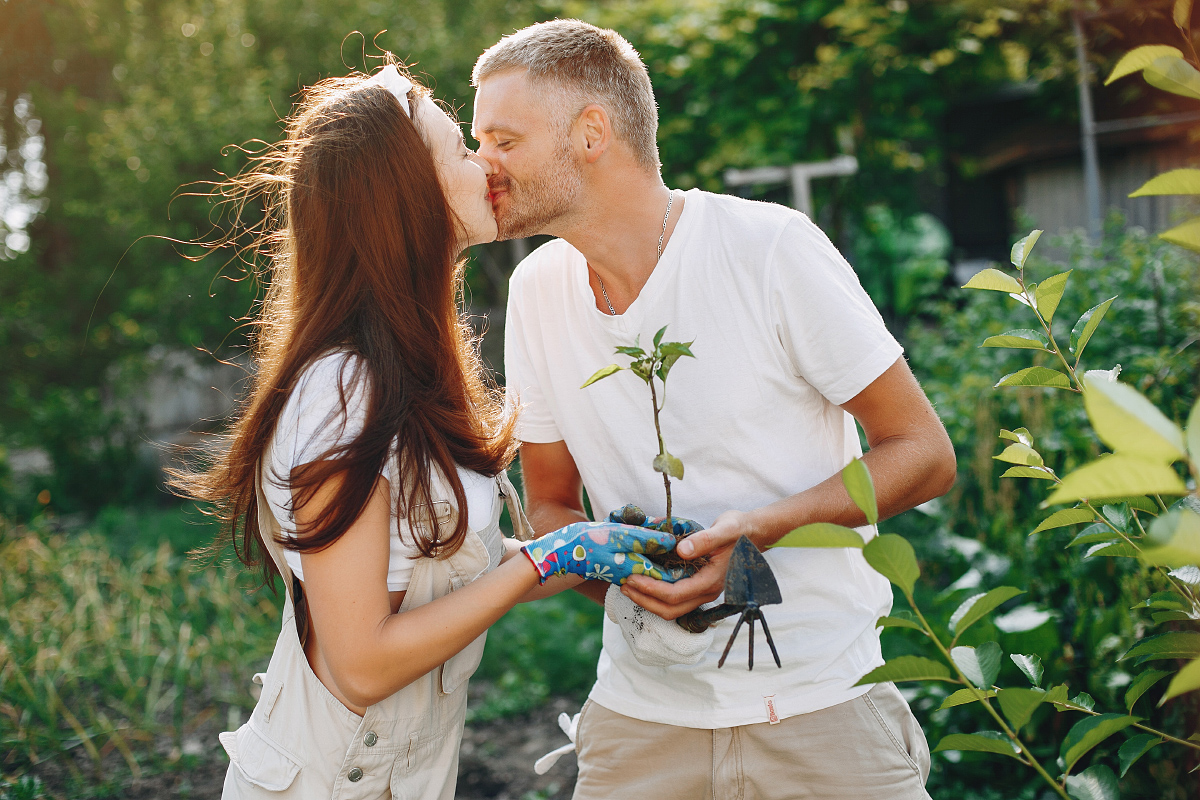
[690,189,808,239]
[510,237,579,289]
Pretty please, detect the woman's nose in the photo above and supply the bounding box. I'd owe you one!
[471,153,494,175]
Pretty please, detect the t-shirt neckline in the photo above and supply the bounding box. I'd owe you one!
[573,188,701,329]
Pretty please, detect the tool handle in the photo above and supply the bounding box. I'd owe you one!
[676,603,741,633]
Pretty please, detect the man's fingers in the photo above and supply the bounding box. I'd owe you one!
[677,528,720,559]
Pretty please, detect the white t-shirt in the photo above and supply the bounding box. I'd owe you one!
[264,351,500,592]
[504,189,903,728]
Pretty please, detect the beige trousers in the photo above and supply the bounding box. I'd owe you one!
[572,682,931,800]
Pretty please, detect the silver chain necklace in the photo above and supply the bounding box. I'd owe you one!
[596,190,674,316]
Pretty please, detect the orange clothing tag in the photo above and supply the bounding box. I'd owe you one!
[764,695,780,725]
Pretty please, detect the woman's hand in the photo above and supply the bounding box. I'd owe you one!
[520,521,682,585]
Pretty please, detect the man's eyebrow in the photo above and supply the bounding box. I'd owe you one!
[473,122,520,137]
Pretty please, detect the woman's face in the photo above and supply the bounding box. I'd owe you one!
[416,97,497,251]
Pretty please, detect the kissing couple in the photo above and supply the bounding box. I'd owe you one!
[186,17,954,800]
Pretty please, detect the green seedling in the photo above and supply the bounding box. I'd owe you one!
[581,325,695,523]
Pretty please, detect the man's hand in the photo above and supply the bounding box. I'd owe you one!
[620,509,752,619]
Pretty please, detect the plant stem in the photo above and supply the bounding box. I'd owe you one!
[648,368,672,521]
[908,596,1073,800]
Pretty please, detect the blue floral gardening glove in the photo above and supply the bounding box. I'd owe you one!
[520,521,683,585]
[607,504,705,537]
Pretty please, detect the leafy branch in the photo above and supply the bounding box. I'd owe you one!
[582,325,695,522]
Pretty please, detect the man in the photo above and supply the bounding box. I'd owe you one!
[472,19,956,800]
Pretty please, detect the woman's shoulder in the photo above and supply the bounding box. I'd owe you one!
[274,350,372,466]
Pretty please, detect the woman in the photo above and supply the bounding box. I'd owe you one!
[173,60,679,799]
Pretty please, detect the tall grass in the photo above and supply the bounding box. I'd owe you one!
[0,517,277,794]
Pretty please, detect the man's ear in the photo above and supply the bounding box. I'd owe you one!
[577,104,611,164]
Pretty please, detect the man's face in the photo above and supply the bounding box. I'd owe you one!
[472,70,583,240]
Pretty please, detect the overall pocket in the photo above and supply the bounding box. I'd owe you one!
[220,723,303,792]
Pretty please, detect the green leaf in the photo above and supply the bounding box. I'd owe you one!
[1105,45,1184,84]
[1144,54,1200,101]
[1000,427,1034,446]
[1121,631,1200,662]
[862,534,920,596]
[841,457,878,525]
[994,443,1043,466]
[1010,653,1044,687]
[1084,541,1140,559]
[933,732,1021,759]
[1140,508,1200,568]
[962,268,1022,293]
[997,687,1045,732]
[1162,656,1200,702]
[1032,508,1096,534]
[580,364,623,388]
[1065,764,1120,800]
[994,366,1072,390]
[876,614,925,633]
[1000,466,1056,480]
[1129,168,1200,197]
[657,341,695,358]
[981,329,1050,351]
[1159,216,1200,253]
[1083,376,1187,462]
[614,345,646,358]
[774,523,864,549]
[1061,714,1137,772]
[1070,297,1116,358]
[1045,684,1071,709]
[1133,591,1191,611]
[1125,669,1172,712]
[1009,230,1043,268]
[1152,610,1192,623]
[951,642,1002,689]
[1068,523,1118,548]
[1033,271,1071,324]
[1044,454,1188,505]
[652,452,684,480]
[1118,733,1163,778]
[853,655,953,686]
[950,587,1024,636]
[1073,691,1096,712]
[653,325,667,348]
[1188,395,1200,466]
[937,688,996,709]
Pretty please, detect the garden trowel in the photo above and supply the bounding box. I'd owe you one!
[675,535,782,670]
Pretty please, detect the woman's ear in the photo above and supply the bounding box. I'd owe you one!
[578,104,611,164]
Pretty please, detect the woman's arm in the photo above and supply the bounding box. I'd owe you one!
[297,470,541,711]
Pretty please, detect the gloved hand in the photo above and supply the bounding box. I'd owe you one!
[607,504,705,537]
[521,521,682,585]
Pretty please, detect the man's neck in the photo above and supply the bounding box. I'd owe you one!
[549,171,685,313]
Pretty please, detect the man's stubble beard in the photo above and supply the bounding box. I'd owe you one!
[493,140,583,241]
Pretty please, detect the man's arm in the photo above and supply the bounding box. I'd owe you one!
[621,356,957,619]
[517,440,609,605]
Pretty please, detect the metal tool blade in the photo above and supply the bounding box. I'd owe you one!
[723,535,782,607]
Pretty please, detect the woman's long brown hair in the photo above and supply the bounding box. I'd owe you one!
[172,60,515,586]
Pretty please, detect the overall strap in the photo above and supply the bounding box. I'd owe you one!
[254,464,296,607]
[497,469,534,541]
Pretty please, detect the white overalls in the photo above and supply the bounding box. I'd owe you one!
[219,463,531,800]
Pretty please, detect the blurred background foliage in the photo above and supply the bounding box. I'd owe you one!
[1,0,1198,797]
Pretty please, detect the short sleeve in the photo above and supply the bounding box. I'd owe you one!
[503,270,563,443]
[274,352,371,476]
[767,215,904,406]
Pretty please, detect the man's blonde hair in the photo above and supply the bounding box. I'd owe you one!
[473,19,660,171]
